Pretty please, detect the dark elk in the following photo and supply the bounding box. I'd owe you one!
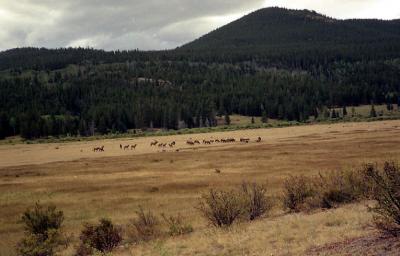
[150,140,158,146]
[256,137,262,143]
[131,144,137,150]
[158,143,167,148]
[93,146,104,152]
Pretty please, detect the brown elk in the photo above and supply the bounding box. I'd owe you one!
[93,146,104,152]
[240,138,250,143]
[150,140,158,146]
[124,145,130,150]
[131,144,137,150]
[120,144,122,149]
[256,137,262,143]
[186,140,194,145]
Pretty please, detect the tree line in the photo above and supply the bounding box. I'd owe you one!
[0,57,399,139]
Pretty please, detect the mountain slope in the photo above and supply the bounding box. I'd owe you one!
[179,7,400,51]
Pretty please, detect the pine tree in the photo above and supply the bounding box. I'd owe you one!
[261,110,268,123]
[9,117,16,136]
[251,116,255,124]
[324,108,330,119]
[370,104,377,117]
[331,109,337,119]
[342,106,347,116]
[397,97,400,110]
[224,113,231,125]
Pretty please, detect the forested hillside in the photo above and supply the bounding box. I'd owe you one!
[0,7,399,139]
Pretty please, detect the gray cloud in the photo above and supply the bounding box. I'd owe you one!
[0,0,399,51]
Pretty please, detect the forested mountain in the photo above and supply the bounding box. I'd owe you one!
[181,7,400,50]
[0,7,399,139]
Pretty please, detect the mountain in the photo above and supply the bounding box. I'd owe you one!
[0,8,399,140]
[180,7,400,51]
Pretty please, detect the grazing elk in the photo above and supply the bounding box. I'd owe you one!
[240,138,250,143]
[186,140,194,145]
[150,140,158,146]
[93,146,104,152]
[124,145,130,150]
[131,144,137,150]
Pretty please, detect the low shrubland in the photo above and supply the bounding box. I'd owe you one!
[282,169,366,212]
[15,161,400,255]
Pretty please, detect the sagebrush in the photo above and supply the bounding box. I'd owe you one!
[131,207,161,241]
[76,218,122,255]
[363,162,400,236]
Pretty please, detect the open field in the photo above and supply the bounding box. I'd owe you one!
[1,104,398,147]
[1,120,400,255]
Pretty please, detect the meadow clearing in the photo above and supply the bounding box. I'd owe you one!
[1,119,400,255]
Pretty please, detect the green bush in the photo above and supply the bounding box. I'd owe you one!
[76,218,122,255]
[363,162,400,236]
[16,202,67,256]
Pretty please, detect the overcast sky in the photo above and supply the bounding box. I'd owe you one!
[0,0,399,51]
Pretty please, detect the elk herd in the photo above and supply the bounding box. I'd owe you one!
[92,136,262,153]
[120,144,137,150]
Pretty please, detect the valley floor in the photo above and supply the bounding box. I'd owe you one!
[1,120,400,255]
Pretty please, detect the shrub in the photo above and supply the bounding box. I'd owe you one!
[315,170,365,209]
[241,182,272,220]
[16,202,67,256]
[20,202,64,236]
[282,175,315,212]
[131,207,161,241]
[363,162,400,236]
[197,189,245,227]
[283,170,365,212]
[76,218,122,255]
[161,213,193,236]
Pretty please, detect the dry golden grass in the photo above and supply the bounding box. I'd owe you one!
[1,120,400,255]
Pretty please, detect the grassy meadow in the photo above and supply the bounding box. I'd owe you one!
[1,120,400,255]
